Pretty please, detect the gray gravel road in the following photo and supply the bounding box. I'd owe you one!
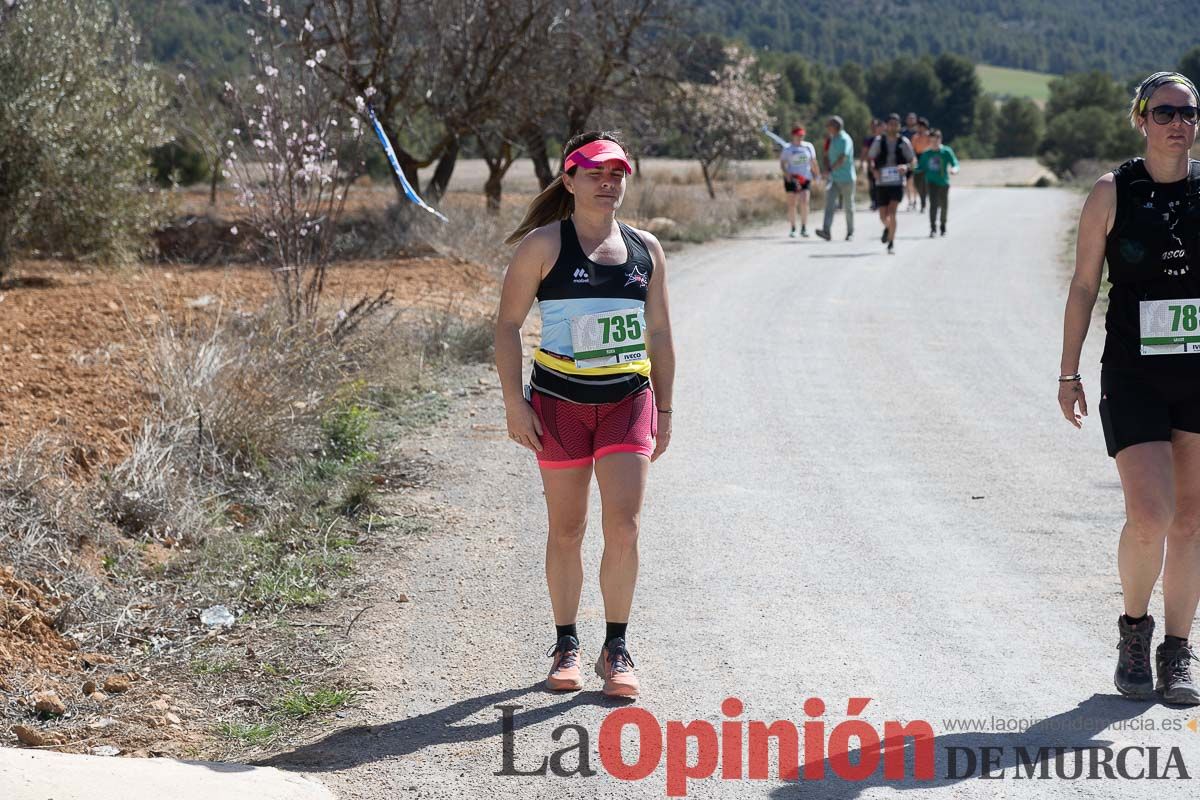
[272,187,1200,798]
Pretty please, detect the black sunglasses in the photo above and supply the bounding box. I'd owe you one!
[1147,104,1199,125]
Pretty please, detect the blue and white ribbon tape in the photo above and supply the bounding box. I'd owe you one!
[368,105,448,222]
[761,124,789,148]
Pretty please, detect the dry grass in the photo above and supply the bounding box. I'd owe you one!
[625,175,791,244]
[0,293,485,755]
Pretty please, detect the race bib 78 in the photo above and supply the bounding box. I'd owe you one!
[1140,299,1200,355]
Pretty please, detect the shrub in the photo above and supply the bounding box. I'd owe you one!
[0,0,168,266]
[994,97,1044,157]
[150,139,212,187]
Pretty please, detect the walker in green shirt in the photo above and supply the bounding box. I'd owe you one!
[916,145,959,187]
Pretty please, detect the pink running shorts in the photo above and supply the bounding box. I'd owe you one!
[530,388,657,469]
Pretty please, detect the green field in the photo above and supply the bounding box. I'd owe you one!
[976,64,1056,104]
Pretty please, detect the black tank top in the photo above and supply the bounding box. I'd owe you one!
[536,218,653,303]
[530,219,654,404]
[1102,158,1200,377]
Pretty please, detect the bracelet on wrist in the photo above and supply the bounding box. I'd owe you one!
[657,408,673,414]
[1058,373,1081,383]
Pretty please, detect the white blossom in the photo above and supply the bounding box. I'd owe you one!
[355,96,366,112]
[265,66,278,78]
[224,81,234,93]
[230,225,239,235]
[364,86,377,98]
[255,83,266,94]
[314,49,326,63]
[305,59,316,69]
[304,19,314,32]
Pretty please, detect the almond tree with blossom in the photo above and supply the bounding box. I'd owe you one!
[674,47,778,199]
[212,0,368,326]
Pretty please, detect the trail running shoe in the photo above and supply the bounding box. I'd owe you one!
[1156,639,1200,705]
[815,229,831,241]
[546,635,583,692]
[595,637,639,698]
[1115,615,1155,699]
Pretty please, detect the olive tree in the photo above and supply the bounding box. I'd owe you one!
[0,0,167,272]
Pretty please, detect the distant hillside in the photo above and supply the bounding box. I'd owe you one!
[130,0,248,77]
[689,0,1191,77]
[976,64,1054,104]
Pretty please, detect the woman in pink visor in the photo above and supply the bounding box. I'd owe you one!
[495,131,676,698]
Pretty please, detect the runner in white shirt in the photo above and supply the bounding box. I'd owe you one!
[780,126,820,237]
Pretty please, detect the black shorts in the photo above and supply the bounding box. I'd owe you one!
[875,185,904,205]
[1099,367,1200,457]
[783,176,810,193]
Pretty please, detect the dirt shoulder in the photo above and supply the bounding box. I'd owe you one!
[0,257,493,469]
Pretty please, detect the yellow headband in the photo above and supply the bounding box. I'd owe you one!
[1139,72,1198,114]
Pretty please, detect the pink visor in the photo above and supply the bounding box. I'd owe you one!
[563,140,632,174]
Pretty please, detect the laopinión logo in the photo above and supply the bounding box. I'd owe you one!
[495,698,1195,797]
[497,697,936,797]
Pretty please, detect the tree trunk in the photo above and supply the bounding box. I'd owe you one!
[393,149,422,202]
[522,124,554,190]
[633,156,642,180]
[483,143,517,214]
[700,160,716,199]
[0,230,10,285]
[426,138,459,204]
[209,155,220,205]
[484,166,503,213]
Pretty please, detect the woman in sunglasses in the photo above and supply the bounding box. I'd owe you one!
[495,132,675,698]
[1059,72,1200,705]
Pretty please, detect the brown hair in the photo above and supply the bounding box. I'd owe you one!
[504,130,629,245]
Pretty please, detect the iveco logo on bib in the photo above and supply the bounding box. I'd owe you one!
[573,268,589,283]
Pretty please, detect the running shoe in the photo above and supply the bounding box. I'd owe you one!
[880,229,889,243]
[801,227,809,238]
[940,226,946,237]
[887,240,894,254]
[1115,615,1155,699]
[845,232,853,241]
[546,635,583,692]
[814,229,831,241]
[1156,639,1200,705]
[595,637,639,698]
[789,227,796,238]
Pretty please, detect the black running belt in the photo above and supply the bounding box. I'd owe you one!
[530,359,648,405]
